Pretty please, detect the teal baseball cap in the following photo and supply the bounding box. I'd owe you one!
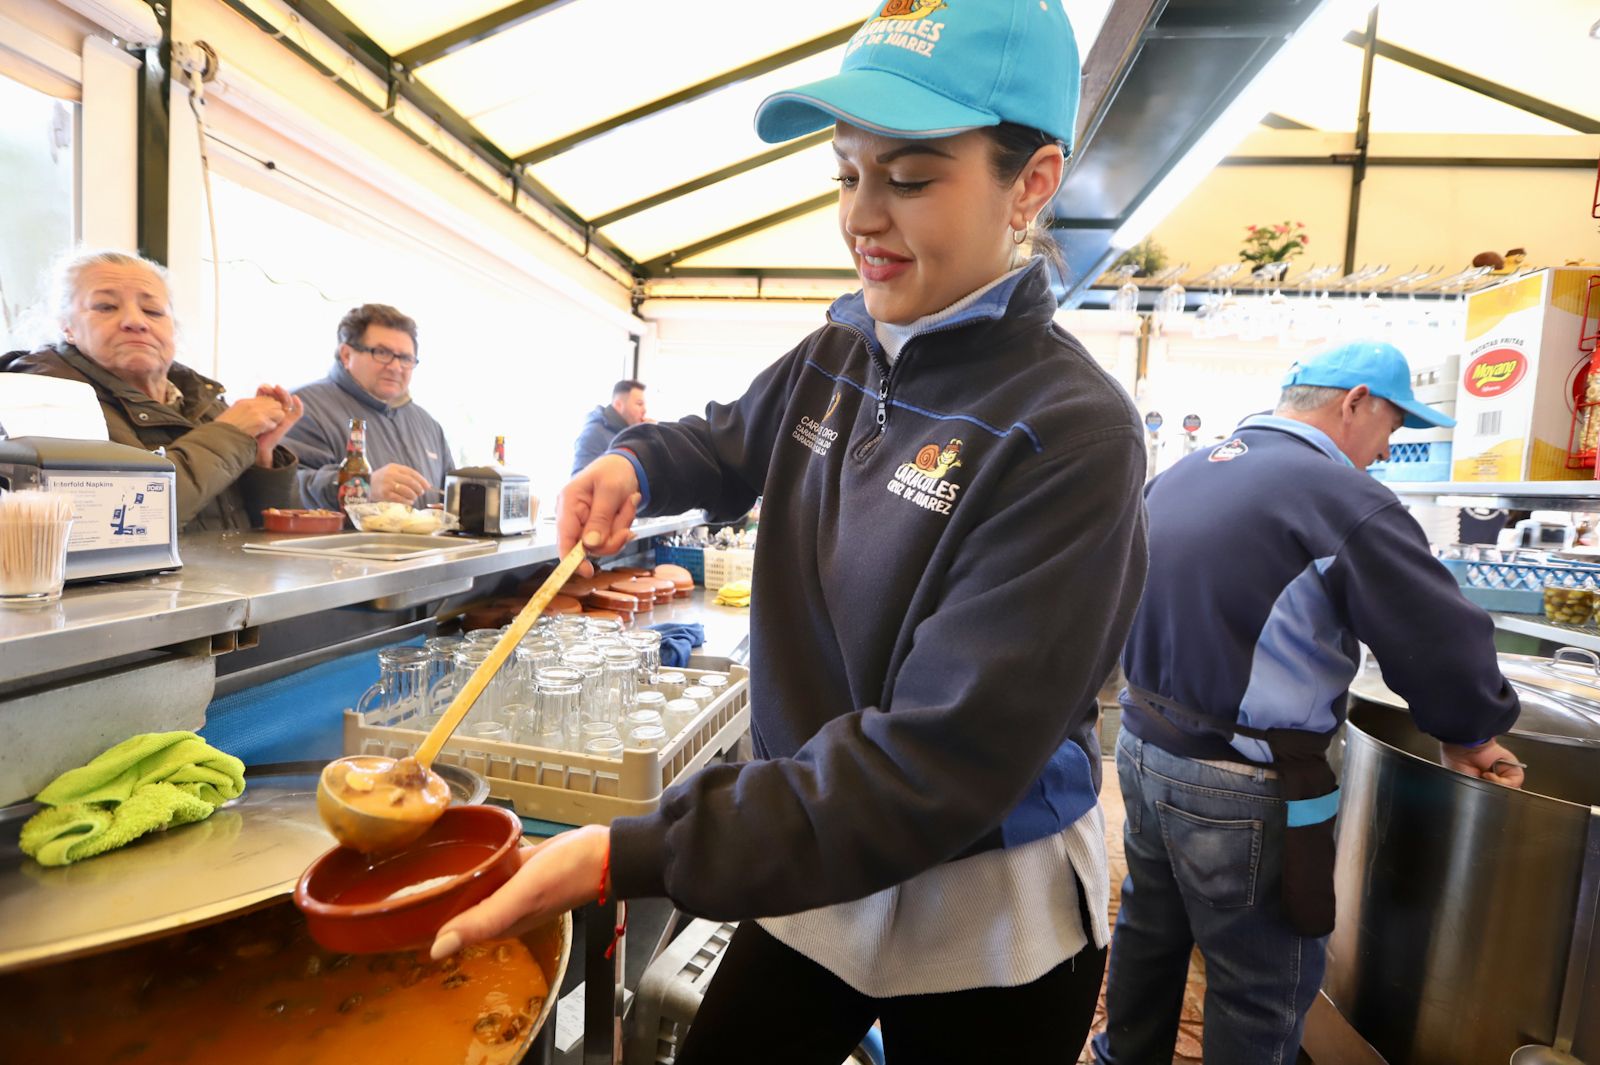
[1281,340,1455,429]
[754,0,1080,148]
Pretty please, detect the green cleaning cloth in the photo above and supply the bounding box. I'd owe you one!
[20,731,246,867]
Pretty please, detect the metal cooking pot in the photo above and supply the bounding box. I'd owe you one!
[1324,650,1600,1065]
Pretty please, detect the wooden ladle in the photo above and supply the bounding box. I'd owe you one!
[317,544,588,854]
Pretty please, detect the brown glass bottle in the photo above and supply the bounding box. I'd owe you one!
[336,418,372,509]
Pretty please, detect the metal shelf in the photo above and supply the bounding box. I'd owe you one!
[1385,481,1600,510]
[1491,612,1600,652]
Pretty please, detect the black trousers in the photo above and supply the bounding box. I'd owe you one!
[675,918,1107,1065]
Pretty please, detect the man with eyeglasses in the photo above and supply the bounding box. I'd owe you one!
[288,303,454,508]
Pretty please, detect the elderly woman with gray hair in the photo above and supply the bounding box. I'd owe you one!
[1,249,304,530]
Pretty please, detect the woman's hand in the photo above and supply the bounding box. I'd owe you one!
[215,394,286,438]
[250,385,303,467]
[430,824,611,959]
[557,453,641,576]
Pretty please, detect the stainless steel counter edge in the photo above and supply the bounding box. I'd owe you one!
[1,513,703,684]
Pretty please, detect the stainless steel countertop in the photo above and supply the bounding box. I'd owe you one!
[0,513,701,682]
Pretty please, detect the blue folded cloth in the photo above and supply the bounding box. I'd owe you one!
[648,622,705,669]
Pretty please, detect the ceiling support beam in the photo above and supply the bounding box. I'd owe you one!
[1222,155,1599,169]
[646,192,837,274]
[394,0,579,70]
[589,130,833,229]
[1343,31,1600,134]
[1074,0,1170,160]
[515,24,862,168]
[1344,8,1378,275]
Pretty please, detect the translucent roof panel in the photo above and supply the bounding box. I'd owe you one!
[326,0,518,56]
[416,0,868,157]
[600,143,838,264]
[1375,0,1599,128]
[1368,58,1573,135]
[529,47,845,221]
[1268,36,1365,131]
[678,204,853,270]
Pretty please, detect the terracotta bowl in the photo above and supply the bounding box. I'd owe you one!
[295,804,523,954]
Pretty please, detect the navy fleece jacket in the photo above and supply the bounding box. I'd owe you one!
[1120,415,1518,764]
[606,260,1148,919]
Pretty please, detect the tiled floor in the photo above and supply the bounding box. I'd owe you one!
[1078,754,1208,1065]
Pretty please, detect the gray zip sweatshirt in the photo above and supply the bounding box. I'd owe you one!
[288,361,454,508]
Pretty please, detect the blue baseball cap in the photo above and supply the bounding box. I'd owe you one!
[1281,340,1455,429]
[754,0,1080,148]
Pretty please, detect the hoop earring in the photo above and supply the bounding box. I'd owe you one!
[1011,227,1029,246]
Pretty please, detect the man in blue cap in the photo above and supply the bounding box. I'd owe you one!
[1094,340,1524,1064]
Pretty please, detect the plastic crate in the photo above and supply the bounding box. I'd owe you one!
[344,664,749,827]
[1440,555,1600,593]
[653,545,705,585]
[1369,441,1452,482]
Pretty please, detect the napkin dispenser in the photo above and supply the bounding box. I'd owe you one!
[0,436,182,580]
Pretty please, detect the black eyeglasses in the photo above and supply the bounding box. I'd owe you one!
[348,341,419,367]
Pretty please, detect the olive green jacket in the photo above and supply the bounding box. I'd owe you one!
[0,345,298,530]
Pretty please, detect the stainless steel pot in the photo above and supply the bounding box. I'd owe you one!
[1325,651,1600,1065]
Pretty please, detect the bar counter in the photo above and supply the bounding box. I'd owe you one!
[0,513,702,686]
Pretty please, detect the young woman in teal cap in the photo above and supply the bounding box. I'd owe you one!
[435,2,1148,1058]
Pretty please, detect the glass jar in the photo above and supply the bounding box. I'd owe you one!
[628,724,668,751]
[681,684,714,712]
[355,646,432,727]
[1543,583,1597,626]
[534,666,583,750]
[634,690,667,719]
[601,645,641,719]
[656,670,687,701]
[624,630,663,688]
[697,674,730,702]
[663,697,699,739]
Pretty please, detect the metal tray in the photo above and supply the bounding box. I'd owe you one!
[0,760,486,975]
[242,532,496,562]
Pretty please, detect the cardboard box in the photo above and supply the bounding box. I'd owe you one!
[1450,269,1596,482]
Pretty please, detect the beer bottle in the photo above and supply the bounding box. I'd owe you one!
[336,418,372,508]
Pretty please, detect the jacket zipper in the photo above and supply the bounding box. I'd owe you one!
[838,318,978,461]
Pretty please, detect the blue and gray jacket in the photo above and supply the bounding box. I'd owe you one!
[607,259,1148,919]
[1121,415,1519,766]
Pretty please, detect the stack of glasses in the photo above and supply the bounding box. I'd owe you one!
[367,616,723,761]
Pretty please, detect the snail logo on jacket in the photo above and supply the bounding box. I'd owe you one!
[887,438,963,515]
[1209,438,1248,462]
[793,393,842,457]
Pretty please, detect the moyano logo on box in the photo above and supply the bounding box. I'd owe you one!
[1463,347,1529,398]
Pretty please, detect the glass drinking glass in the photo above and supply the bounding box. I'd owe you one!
[681,684,714,712]
[355,646,432,727]
[634,691,667,720]
[627,724,667,751]
[464,628,502,645]
[560,649,605,721]
[600,645,640,719]
[656,671,687,701]
[534,666,583,750]
[624,630,662,688]
[584,736,624,758]
[697,674,729,701]
[625,708,663,736]
[423,635,461,693]
[663,697,699,739]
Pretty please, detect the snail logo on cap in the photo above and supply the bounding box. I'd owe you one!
[878,0,948,21]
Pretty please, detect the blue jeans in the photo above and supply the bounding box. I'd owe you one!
[1091,731,1327,1065]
